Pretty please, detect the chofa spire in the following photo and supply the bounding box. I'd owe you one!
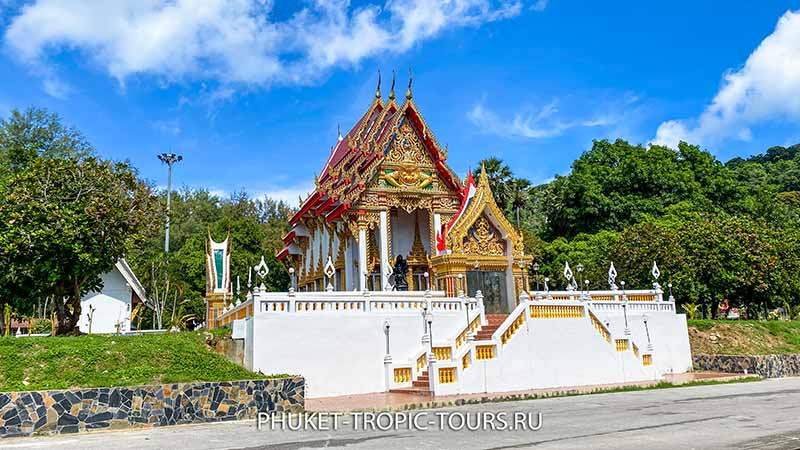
[389,70,396,101]
[375,69,381,99]
[405,68,413,100]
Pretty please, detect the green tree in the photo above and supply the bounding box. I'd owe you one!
[542,139,742,238]
[0,157,161,334]
[0,108,92,182]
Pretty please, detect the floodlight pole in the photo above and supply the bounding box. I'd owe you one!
[157,153,183,254]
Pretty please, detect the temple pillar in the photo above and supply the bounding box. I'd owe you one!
[379,211,390,290]
[358,225,368,291]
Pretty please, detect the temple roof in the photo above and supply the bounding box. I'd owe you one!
[288,77,463,228]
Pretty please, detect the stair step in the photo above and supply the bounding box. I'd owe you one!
[389,388,433,397]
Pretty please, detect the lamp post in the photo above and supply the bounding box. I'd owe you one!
[621,280,630,336]
[668,282,674,302]
[576,263,584,289]
[584,279,591,300]
[421,302,430,345]
[533,263,540,291]
[424,271,430,293]
[457,273,465,297]
[288,267,296,294]
[384,320,391,356]
[427,316,434,354]
[157,153,183,254]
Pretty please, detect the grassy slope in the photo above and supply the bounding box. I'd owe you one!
[0,332,270,392]
[688,320,800,355]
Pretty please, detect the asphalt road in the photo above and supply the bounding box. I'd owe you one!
[3,378,800,450]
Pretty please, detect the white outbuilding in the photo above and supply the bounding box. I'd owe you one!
[78,259,148,334]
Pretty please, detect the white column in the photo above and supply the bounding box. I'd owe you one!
[379,211,390,290]
[358,226,368,291]
[344,236,354,290]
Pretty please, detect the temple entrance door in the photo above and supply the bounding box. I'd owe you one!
[467,270,508,313]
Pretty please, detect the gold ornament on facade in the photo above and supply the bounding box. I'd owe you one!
[380,166,435,190]
[463,216,505,256]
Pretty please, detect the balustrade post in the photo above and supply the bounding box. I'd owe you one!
[383,320,392,391]
[421,304,430,346]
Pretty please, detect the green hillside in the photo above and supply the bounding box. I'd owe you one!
[0,332,276,392]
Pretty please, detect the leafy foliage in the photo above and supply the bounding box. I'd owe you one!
[480,139,800,319]
[0,156,161,334]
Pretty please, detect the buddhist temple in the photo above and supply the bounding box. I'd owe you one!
[276,73,531,313]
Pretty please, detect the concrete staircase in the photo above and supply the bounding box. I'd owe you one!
[391,314,507,397]
[475,314,507,340]
[390,370,432,396]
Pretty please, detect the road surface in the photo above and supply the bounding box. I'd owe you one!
[3,378,800,450]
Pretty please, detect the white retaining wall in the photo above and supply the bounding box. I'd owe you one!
[240,292,692,399]
[248,310,467,398]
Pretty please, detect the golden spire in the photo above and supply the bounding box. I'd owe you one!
[405,68,413,100]
[375,69,381,99]
[478,161,490,187]
[389,70,396,101]
[408,215,427,264]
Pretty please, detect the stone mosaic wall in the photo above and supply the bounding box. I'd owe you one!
[694,354,800,378]
[0,377,303,438]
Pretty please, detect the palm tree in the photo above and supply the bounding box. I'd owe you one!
[508,178,531,229]
[478,157,513,210]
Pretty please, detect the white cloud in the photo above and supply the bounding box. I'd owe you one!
[467,97,624,139]
[531,0,548,12]
[41,77,72,99]
[4,0,529,95]
[254,181,316,206]
[208,181,315,206]
[653,9,800,148]
[151,119,181,136]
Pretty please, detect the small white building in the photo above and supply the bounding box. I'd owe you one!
[78,259,148,334]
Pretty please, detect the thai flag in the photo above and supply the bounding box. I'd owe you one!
[436,170,477,253]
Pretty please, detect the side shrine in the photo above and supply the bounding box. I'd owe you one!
[276,74,530,313]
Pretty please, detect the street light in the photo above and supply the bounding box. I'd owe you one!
[157,153,183,254]
[533,263,540,291]
[576,263,584,288]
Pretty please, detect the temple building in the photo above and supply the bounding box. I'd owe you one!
[277,74,531,313]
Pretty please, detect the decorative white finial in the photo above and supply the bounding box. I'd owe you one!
[324,256,335,292]
[563,262,574,291]
[608,262,618,290]
[254,256,269,279]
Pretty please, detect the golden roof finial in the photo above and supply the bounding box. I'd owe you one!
[478,161,489,186]
[389,70,396,101]
[314,173,319,188]
[375,69,381,99]
[405,68,413,100]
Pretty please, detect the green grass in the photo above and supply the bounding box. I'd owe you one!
[688,320,800,355]
[0,332,281,392]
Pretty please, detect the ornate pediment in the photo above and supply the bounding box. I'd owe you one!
[463,216,506,256]
[445,164,526,260]
[372,119,453,194]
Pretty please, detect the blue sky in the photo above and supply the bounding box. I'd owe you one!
[1,1,799,203]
